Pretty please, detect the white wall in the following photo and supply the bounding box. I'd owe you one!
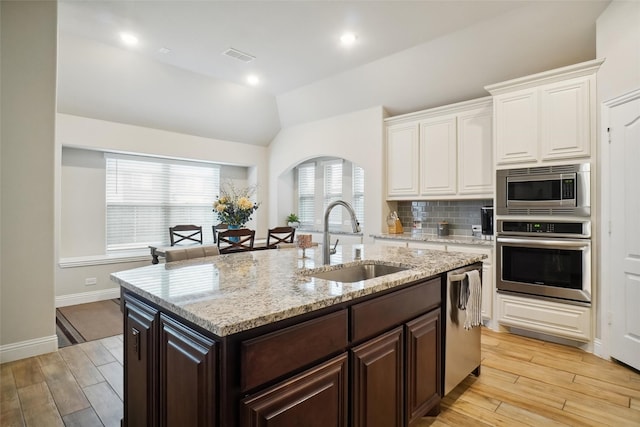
[55,114,269,303]
[1,1,58,362]
[268,106,387,243]
[596,1,640,102]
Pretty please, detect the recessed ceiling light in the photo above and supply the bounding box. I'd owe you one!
[340,32,357,46]
[120,32,139,47]
[247,75,259,86]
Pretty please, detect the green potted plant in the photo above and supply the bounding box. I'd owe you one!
[286,213,300,228]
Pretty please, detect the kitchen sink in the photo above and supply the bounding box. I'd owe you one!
[304,263,409,283]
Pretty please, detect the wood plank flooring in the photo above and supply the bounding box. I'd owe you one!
[1,328,639,426]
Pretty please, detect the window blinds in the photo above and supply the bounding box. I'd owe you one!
[324,161,343,226]
[297,163,315,226]
[353,164,365,228]
[105,154,220,251]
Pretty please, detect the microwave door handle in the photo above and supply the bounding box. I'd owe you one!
[497,237,589,248]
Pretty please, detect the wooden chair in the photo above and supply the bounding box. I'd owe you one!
[169,224,203,246]
[266,226,296,249]
[212,223,229,243]
[217,228,255,253]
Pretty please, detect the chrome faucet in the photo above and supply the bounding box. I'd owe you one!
[323,200,361,264]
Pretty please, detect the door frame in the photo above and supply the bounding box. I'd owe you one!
[598,87,640,361]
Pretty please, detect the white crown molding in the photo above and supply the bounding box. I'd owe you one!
[484,58,605,95]
[384,96,493,125]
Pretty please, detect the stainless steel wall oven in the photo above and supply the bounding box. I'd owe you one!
[496,219,591,305]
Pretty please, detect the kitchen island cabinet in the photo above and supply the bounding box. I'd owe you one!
[112,244,485,426]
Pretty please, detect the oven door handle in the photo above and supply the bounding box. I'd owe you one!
[496,237,590,248]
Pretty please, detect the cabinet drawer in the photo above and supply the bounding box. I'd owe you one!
[351,278,441,343]
[241,309,348,392]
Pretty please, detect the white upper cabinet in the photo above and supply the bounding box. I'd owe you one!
[493,88,539,164]
[486,59,603,167]
[540,77,591,160]
[386,122,420,197]
[419,115,457,196]
[457,107,493,195]
[385,97,493,200]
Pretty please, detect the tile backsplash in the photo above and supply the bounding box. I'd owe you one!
[396,199,493,236]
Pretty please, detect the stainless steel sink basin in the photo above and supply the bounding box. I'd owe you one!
[305,263,409,283]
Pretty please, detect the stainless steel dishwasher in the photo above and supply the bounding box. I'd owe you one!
[444,263,482,395]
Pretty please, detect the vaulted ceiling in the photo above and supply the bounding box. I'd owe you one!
[56,0,610,146]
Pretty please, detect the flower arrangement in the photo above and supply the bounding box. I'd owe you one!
[213,181,259,227]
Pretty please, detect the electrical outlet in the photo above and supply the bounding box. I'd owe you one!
[85,277,97,286]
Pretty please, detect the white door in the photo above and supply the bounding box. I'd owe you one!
[609,89,640,370]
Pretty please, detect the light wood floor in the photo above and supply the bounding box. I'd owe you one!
[1,328,639,426]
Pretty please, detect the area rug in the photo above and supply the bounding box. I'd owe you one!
[56,299,122,345]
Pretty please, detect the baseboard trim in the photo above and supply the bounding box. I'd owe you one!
[56,288,120,308]
[0,335,58,363]
[592,338,608,360]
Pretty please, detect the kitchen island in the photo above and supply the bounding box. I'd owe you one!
[111,243,485,427]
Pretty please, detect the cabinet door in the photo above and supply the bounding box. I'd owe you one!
[406,311,441,426]
[457,107,493,195]
[387,122,419,197]
[159,314,217,427]
[481,261,493,320]
[352,327,403,427]
[240,353,348,427]
[123,295,159,427]
[495,89,538,165]
[446,244,493,321]
[497,293,591,342]
[419,116,457,196]
[540,77,591,160]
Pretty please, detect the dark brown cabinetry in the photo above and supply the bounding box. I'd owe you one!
[240,353,348,426]
[123,274,444,427]
[123,294,158,427]
[405,310,441,426]
[352,327,404,427]
[159,314,217,426]
[123,295,218,427]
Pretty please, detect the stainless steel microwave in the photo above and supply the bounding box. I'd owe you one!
[496,163,590,216]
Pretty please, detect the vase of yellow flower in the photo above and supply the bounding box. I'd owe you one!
[213,181,259,230]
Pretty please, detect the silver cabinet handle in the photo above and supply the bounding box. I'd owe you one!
[497,237,589,248]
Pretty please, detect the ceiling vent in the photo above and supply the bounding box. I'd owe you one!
[222,48,255,63]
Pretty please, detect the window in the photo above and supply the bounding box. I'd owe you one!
[296,158,364,231]
[105,154,220,251]
[324,160,343,226]
[297,163,315,227]
[352,164,365,227]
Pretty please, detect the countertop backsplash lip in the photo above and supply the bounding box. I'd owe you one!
[112,243,485,337]
[370,232,495,247]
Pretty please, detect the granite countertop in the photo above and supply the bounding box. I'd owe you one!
[370,232,495,247]
[111,244,485,337]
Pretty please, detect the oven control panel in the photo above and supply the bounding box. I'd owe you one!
[497,220,590,238]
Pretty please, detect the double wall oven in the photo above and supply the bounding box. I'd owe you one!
[495,163,592,306]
